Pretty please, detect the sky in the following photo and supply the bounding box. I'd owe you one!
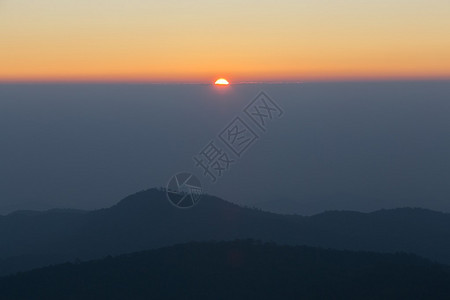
[1,0,450,82]
[1,82,450,214]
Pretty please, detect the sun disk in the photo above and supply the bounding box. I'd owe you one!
[214,78,229,85]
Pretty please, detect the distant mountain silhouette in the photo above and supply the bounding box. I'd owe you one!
[1,240,449,299]
[1,188,450,275]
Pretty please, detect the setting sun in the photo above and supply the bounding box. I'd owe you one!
[214,78,229,85]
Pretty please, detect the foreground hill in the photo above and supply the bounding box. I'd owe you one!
[1,188,450,275]
[1,240,449,299]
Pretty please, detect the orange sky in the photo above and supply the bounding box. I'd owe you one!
[1,0,450,82]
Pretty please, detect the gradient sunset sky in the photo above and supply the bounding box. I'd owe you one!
[1,0,450,82]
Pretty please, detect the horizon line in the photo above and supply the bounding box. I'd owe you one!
[1,76,449,85]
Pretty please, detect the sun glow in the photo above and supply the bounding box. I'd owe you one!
[214,78,229,85]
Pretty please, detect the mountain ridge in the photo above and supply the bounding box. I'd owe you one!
[2,240,450,300]
[1,188,450,276]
